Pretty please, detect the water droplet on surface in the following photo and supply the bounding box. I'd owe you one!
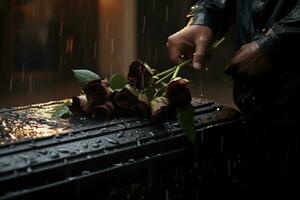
[95,139,101,143]
[113,163,123,167]
[104,137,119,145]
[117,124,125,129]
[81,171,91,175]
[57,148,75,155]
[49,151,59,159]
[81,142,88,149]
[27,167,32,173]
[92,143,100,148]
[37,150,48,155]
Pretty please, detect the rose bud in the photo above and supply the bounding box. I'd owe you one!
[83,79,113,105]
[166,78,192,108]
[136,93,151,117]
[69,95,91,115]
[91,101,114,119]
[113,86,139,117]
[127,60,154,90]
[150,97,173,123]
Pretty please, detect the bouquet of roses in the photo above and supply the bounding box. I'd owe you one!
[54,38,224,144]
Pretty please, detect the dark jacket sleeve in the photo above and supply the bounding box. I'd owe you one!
[187,0,235,38]
[257,1,300,66]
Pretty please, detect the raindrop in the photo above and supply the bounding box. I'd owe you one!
[136,139,141,146]
[98,128,110,134]
[128,158,135,163]
[149,131,155,136]
[59,20,64,39]
[142,16,146,35]
[59,55,63,70]
[67,177,76,181]
[113,163,124,167]
[117,124,125,129]
[104,137,119,145]
[227,159,231,176]
[27,167,32,173]
[95,139,102,143]
[105,19,109,40]
[111,38,114,55]
[165,5,169,23]
[21,64,25,83]
[57,148,75,155]
[81,142,88,149]
[86,155,92,159]
[37,149,48,155]
[49,151,59,159]
[81,171,91,175]
[165,189,169,200]
[93,42,97,59]
[9,76,14,92]
[116,133,123,138]
[92,143,100,148]
[28,73,32,93]
[144,156,150,159]
[220,136,224,153]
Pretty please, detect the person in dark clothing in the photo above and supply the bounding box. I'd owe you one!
[167,0,300,198]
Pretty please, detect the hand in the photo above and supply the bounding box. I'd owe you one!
[225,42,272,79]
[167,25,213,70]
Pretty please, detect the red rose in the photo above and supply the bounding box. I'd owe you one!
[166,78,192,107]
[150,97,173,123]
[83,79,112,104]
[113,87,138,117]
[127,60,154,90]
[136,93,151,117]
[69,95,91,115]
[90,101,115,119]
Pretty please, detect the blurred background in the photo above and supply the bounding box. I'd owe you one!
[0,0,236,108]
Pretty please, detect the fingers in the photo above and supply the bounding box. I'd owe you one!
[167,25,214,70]
[166,40,183,65]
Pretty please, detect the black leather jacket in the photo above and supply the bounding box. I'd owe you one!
[188,0,300,124]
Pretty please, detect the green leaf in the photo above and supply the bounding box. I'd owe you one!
[52,104,72,119]
[72,69,100,86]
[177,104,197,144]
[109,73,128,90]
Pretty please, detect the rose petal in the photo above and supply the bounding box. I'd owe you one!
[166,78,192,107]
[84,79,112,104]
[127,60,154,90]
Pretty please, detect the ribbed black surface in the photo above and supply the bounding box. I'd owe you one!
[0,99,242,200]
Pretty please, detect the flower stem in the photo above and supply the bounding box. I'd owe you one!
[156,66,177,78]
[171,58,193,79]
[172,65,181,79]
[155,71,174,85]
[209,37,225,52]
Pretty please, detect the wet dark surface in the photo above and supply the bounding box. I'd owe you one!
[0,98,242,199]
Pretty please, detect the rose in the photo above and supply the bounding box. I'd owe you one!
[127,60,154,90]
[166,78,192,107]
[150,97,173,123]
[83,79,112,104]
[113,86,138,116]
[90,101,115,119]
[69,95,91,115]
[136,93,151,117]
